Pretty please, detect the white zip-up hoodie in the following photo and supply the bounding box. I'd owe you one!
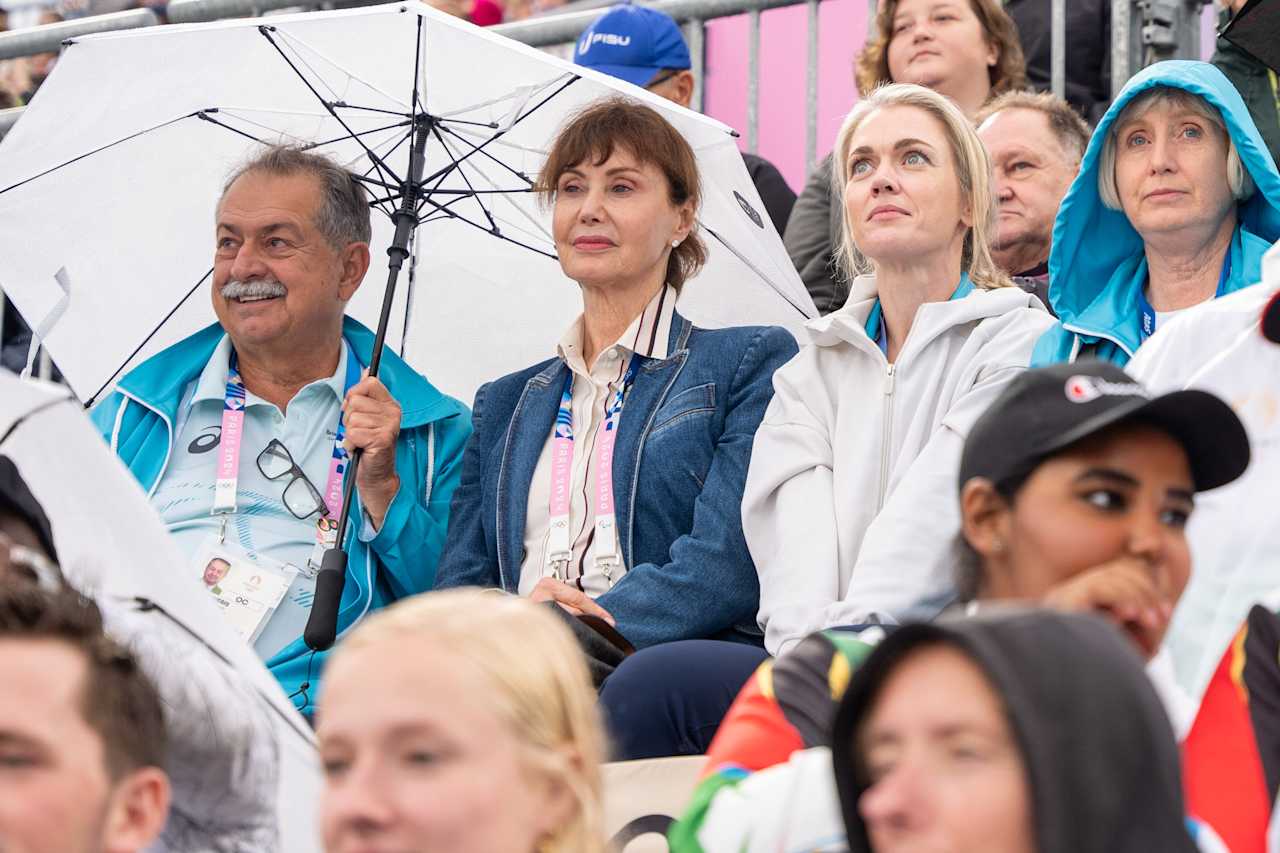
[744,274,1056,655]
[1126,256,1280,703]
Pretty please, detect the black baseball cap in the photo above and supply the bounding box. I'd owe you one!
[959,362,1250,494]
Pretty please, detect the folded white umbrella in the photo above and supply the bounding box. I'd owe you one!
[0,1,816,409]
[0,371,321,853]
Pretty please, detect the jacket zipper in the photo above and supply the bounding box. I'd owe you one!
[876,362,896,511]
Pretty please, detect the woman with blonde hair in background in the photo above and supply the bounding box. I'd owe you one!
[746,83,1054,657]
[317,588,606,853]
[787,0,1028,313]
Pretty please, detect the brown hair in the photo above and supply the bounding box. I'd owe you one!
[0,584,167,780]
[536,98,707,290]
[974,90,1092,163]
[855,0,1028,100]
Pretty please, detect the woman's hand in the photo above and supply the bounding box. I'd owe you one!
[1041,557,1174,659]
[530,577,616,626]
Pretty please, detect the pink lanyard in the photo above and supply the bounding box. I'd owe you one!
[212,349,356,549]
[546,357,638,584]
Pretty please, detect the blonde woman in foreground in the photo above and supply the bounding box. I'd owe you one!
[317,588,606,853]
[745,83,1056,655]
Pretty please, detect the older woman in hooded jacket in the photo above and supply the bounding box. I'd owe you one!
[1032,60,1280,367]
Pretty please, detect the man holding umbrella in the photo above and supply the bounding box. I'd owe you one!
[90,146,471,715]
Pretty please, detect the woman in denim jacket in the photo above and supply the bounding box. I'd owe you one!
[434,99,796,714]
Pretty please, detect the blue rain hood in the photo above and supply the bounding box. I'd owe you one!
[1044,61,1280,361]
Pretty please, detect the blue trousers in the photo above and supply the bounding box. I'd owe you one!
[599,640,770,761]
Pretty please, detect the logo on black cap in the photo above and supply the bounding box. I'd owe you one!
[1064,375,1146,404]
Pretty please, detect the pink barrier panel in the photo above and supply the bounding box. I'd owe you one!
[703,0,870,193]
[703,4,1220,194]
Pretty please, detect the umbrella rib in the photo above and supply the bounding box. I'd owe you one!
[302,118,413,155]
[332,103,413,119]
[417,193,557,259]
[257,25,403,193]
[0,112,196,196]
[411,15,425,120]
[419,74,580,188]
[427,128,554,245]
[701,224,817,320]
[428,122,498,234]
[196,110,269,146]
[86,269,212,408]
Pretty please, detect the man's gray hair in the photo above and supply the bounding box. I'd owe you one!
[221,146,372,249]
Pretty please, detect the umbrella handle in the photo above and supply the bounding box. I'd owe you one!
[302,113,433,653]
[303,547,349,651]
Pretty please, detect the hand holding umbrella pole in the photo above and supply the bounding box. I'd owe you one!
[303,114,433,652]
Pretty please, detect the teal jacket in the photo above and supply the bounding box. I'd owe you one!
[1032,61,1280,367]
[90,317,471,716]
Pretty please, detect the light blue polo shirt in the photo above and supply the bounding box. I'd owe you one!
[152,334,356,661]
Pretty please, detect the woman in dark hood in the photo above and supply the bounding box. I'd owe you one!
[832,609,1197,853]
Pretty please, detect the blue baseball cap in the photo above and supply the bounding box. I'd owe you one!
[573,5,692,89]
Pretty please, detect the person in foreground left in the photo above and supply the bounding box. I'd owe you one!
[90,145,471,714]
[318,588,607,853]
[0,582,171,853]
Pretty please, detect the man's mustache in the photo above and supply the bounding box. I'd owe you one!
[220,278,287,300]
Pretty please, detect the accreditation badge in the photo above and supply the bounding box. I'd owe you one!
[192,537,298,644]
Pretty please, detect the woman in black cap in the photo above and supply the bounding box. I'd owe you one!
[669,361,1249,852]
[955,359,1249,673]
[832,609,1198,853]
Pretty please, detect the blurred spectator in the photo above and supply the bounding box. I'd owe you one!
[975,90,1090,311]
[786,0,1027,314]
[502,0,565,22]
[1,454,285,852]
[319,589,607,853]
[0,582,172,853]
[1005,0,1111,125]
[833,611,1198,853]
[1032,61,1280,368]
[1211,0,1280,167]
[418,0,503,26]
[573,5,795,235]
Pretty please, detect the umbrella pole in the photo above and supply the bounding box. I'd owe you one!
[304,115,433,653]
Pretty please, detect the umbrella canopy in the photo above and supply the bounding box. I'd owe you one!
[0,371,321,853]
[0,2,816,406]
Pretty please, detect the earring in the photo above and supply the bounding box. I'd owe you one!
[992,539,1006,553]
[672,238,681,248]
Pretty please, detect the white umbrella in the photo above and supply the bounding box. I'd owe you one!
[0,370,321,853]
[0,1,816,410]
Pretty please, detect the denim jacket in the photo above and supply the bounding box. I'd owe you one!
[435,311,797,649]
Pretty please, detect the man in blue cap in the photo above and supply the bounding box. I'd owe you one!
[573,3,796,235]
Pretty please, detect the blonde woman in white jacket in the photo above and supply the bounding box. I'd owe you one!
[745,83,1056,656]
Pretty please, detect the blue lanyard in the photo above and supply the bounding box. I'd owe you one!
[1138,250,1232,342]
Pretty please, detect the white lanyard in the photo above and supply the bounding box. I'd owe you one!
[211,348,358,555]
[546,356,639,584]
